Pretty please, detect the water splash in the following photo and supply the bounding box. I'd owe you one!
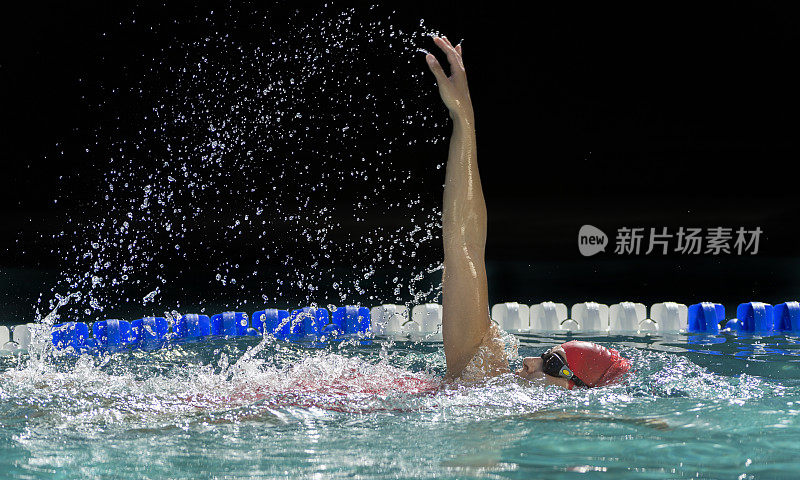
[3,338,790,429]
[43,4,452,324]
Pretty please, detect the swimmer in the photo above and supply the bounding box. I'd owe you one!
[425,35,630,388]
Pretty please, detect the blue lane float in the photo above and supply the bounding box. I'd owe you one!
[52,322,90,351]
[735,302,776,333]
[132,316,169,349]
[49,305,375,353]
[92,319,137,351]
[210,312,249,336]
[688,302,724,334]
[724,301,800,335]
[290,307,330,339]
[776,302,800,333]
[174,314,211,338]
[252,309,291,338]
[333,305,371,335]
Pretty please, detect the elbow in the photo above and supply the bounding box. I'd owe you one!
[443,235,486,259]
[442,218,487,256]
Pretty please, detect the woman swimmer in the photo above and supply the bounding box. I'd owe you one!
[425,35,630,388]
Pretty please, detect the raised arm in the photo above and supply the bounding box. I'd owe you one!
[426,36,497,379]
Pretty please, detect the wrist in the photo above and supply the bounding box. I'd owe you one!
[450,109,475,128]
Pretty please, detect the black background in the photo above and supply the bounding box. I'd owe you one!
[1,1,799,323]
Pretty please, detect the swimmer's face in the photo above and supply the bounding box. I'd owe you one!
[514,345,571,389]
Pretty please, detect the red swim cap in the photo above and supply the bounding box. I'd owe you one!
[561,341,631,389]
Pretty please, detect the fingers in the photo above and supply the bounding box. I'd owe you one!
[433,36,458,59]
[432,36,464,77]
[455,44,462,56]
[425,54,447,83]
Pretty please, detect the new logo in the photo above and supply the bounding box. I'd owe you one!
[578,225,608,257]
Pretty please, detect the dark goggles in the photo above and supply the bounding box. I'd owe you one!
[541,351,587,388]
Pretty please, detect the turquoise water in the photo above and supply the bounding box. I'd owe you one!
[2,332,799,479]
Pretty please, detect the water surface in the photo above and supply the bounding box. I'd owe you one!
[2,333,798,479]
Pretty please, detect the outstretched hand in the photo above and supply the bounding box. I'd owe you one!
[425,36,474,122]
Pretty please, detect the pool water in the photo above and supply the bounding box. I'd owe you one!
[2,332,799,479]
